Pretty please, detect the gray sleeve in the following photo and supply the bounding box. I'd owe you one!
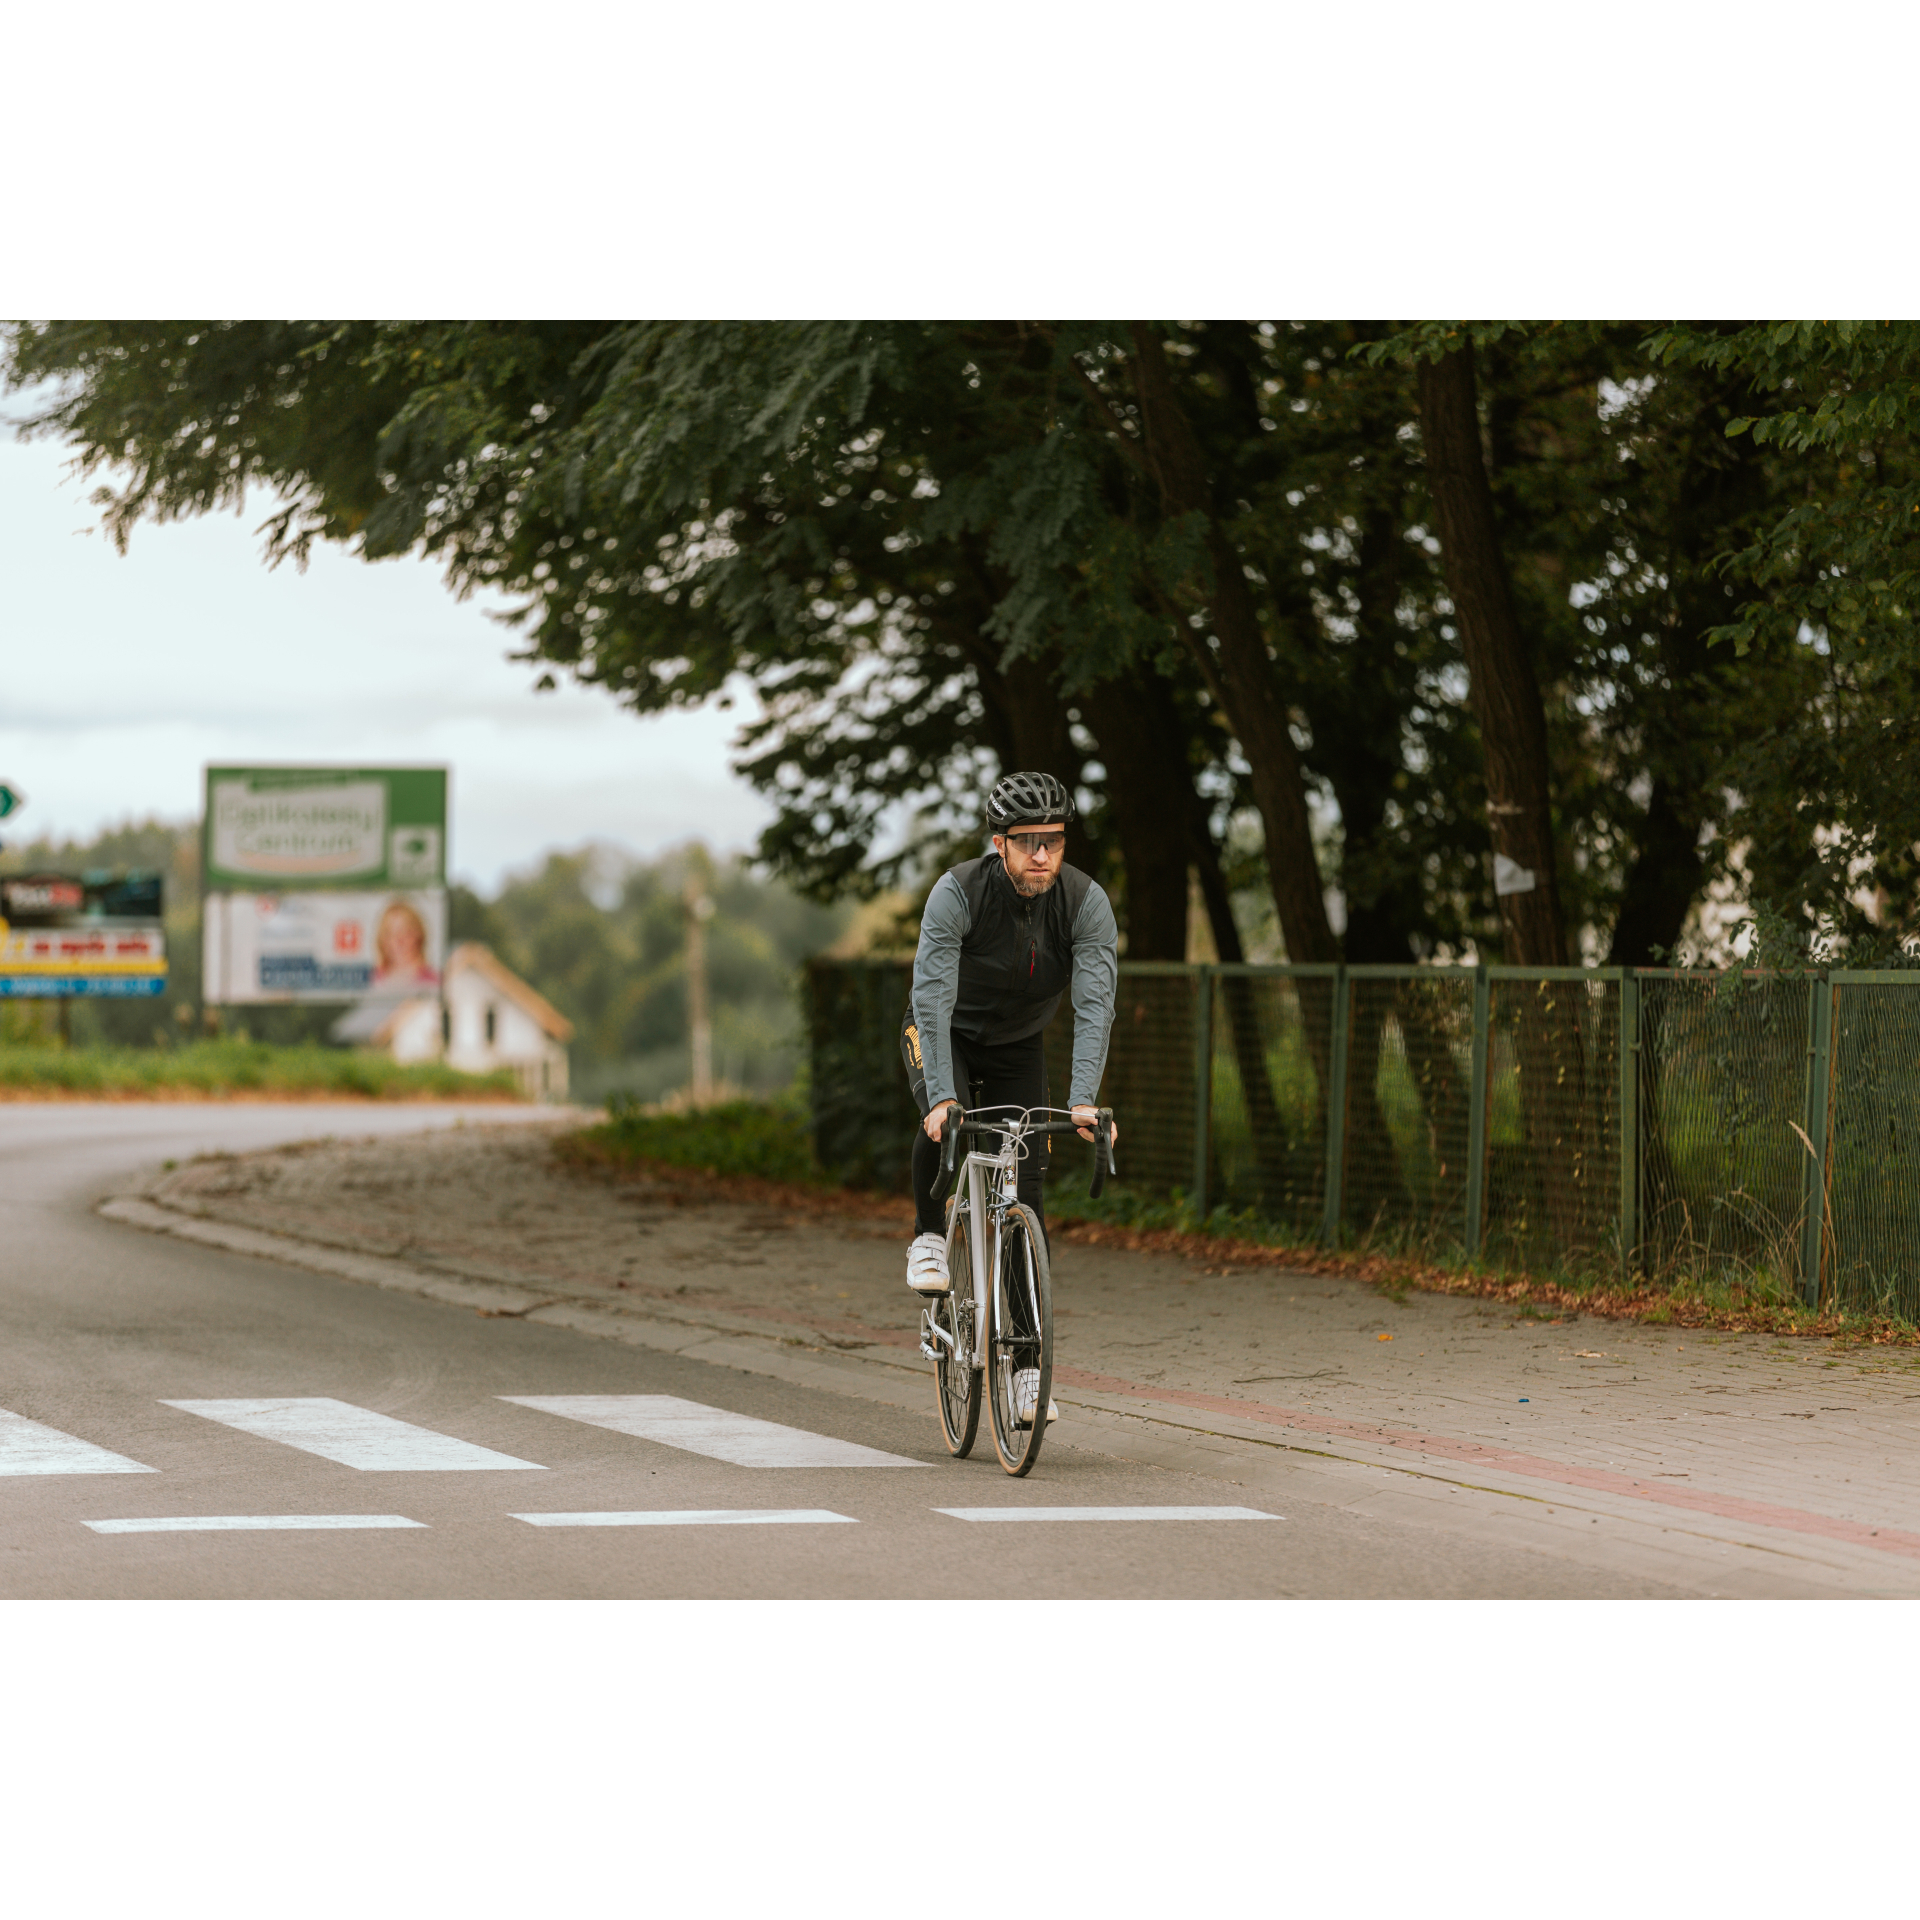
[911,873,972,1109]
[1067,881,1120,1108]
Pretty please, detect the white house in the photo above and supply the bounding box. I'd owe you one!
[331,942,573,1101]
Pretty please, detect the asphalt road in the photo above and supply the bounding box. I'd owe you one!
[1,1102,1688,1598]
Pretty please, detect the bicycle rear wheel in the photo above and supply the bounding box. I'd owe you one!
[933,1200,981,1457]
[987,1203,1053,1476]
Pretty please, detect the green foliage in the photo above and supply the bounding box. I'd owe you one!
[12,316,1919,970]
[583,1092,828,1185]
[0,1039,519,1098]
[468,841,851,1104]
[1645,323,1920,942]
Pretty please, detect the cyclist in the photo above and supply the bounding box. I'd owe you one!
[900,770,1121,1427]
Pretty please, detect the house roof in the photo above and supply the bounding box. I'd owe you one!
[447,942,575,1041]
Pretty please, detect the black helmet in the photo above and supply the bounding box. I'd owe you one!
[986,771,1076,830]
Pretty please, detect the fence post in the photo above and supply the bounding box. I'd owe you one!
[1191,965,1214,1218]
[1799,971,1835,1307]
[1321,967,1351,1245]
[1618,970,1639,1277]
[1464,965,1491,1260]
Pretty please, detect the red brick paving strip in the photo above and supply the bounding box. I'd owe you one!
[1047,1362,1920,1562]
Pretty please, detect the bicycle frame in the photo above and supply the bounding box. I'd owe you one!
[938,1107,1061,1369]
[953,1122,1019,1370]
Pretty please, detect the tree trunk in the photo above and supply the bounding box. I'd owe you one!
[1416,341,1567,967]
[1080,671,1195,960]
[1188,801,1243,965]
[1184,796,1315,1222]
[1127,325,1339,968]
[1418,341,1587,1252]
[1606,774,1706,968]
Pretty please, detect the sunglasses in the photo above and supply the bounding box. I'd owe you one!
[1004,831,1066,856]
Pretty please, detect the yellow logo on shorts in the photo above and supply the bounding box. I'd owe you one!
[905,1023,922,1068]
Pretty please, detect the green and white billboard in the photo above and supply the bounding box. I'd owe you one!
[203,766,447,892]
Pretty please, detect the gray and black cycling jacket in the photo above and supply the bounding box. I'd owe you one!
[909,854,1120,1110]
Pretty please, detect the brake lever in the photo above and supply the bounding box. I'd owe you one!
[1088,1108,1114,1199]
[932,1109,962,1206]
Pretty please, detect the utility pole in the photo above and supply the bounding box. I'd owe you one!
[684,870,715,1107]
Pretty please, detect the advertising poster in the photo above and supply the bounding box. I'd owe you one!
[203,766,446,892]
[0,872,167,998]
[201,766,448,1006]
[203,890,447,1005]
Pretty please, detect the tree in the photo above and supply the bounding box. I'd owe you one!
[4,315,1868,984]
[1648,322,1920,944]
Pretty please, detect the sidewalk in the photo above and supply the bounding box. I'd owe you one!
[106,1119,1920,1597]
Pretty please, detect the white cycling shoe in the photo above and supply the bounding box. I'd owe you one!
[1012,1368,1059,1428]
[906,1232,951,1294]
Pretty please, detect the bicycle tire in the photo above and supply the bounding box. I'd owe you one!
[986,1202,1053,1476]
[933,1200,981,1457]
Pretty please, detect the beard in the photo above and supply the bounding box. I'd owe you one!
[1009,867,1060,898]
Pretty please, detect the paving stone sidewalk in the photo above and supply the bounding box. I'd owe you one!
[124,1118,1920,1592]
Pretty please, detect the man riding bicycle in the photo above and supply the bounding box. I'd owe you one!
[900,771,1122,1427]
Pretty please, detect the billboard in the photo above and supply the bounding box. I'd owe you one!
[203,766,446,891]
[202,766,449,1006]
[0,871,167,998]
[203,890,447,1004]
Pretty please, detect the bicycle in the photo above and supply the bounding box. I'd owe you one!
[918,1102,1116,1476]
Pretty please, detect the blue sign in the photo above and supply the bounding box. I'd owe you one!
[0,976,167,998]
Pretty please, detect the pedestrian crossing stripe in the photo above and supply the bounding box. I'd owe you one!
[0,1407,156,1476]
[85,1515,427,1533]
[936,1507,1279,1522]
[160,1398,545,1472]
[500,1394,922,1469]
[510,1510,858,1528]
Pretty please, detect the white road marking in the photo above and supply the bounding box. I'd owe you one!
[0,1407,156,1476]
[161,1399,544,1472]
[85,1514,427,1534]
[936,1506,1279,1523]
[511,1509,858,1528]
[501,1395,922,1469]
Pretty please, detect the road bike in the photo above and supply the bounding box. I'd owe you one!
[919,1102,1116,1476]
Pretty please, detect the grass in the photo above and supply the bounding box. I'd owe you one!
[566,1092,833,1188]
[0,1040,523,1101]
[555,1090,1920,1350]
[1049,1182,1920,1347]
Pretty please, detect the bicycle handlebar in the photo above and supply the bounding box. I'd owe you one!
[929,1106,1116,1208]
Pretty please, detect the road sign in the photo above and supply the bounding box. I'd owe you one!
[0,784,24,820]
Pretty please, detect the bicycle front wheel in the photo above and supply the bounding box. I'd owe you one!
[933,1200,981,1457]
[987,1203,1053,1476]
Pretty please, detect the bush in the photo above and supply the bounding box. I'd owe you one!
[586,1093,829,1185]
[0,1040,522,1101]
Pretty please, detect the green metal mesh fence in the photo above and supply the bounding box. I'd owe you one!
[1043,964,1198,1202]
[805,958,1920,1309]
[1482,972,1622,1266]
[1207,968,1334,1237]
[1634,971,1808,1286]
[1340,969,1474,1248]
[1826,975,1920,1317]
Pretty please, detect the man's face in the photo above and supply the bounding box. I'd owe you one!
[994,824,1066,898]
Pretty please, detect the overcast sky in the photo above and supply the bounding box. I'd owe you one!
[0,424,773,894]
